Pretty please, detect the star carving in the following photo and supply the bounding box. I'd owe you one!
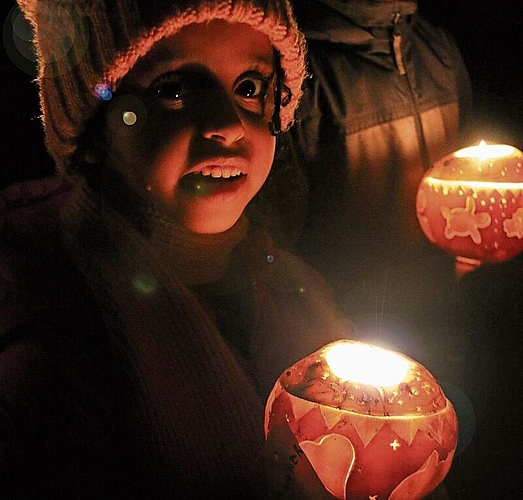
[390,439,401,451]
[441,196,491,243]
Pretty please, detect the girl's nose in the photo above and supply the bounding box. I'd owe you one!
[200,93,245,145]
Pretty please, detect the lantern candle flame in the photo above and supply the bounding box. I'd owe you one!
[454,140,514,160]
[325,342,410,387]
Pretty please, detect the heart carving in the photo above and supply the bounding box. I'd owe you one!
[300,434,356,500]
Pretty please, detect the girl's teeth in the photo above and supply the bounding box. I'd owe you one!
[199,167,242,178]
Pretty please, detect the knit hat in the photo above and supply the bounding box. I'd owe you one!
[17,0,307,173]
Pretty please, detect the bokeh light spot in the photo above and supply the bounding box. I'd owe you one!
[3,3,90,77]
[3,6,37,75]
[122,111,137,126]
[95,83,113,101]
[106,94,147,135]
[12,9,33,42]
[133,274,157,295]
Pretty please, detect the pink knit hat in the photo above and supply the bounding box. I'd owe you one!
[17,0,307,173]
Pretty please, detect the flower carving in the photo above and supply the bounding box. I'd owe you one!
[503,207,523,239]
[441,196,491,244]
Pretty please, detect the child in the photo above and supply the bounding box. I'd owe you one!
[0,0,348,497]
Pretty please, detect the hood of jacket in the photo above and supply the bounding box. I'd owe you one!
[293,0,418,45]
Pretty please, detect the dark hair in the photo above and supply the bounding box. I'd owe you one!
[269,50,292,136]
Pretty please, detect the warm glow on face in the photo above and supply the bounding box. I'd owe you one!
[454,141,515,160]
[104,20,275,234]
[325,343,410,387]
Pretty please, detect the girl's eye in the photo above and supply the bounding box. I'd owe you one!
[235,77,267,99]
[151,73,191,105]
[157,81,186,99]
[149,70,272,114]
[234,73,272,115]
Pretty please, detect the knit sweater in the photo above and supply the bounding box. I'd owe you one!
[0,175,347,497]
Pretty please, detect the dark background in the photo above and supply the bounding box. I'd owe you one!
[1,1,522,495]
[420,0,523,148]
[1,0,523,187]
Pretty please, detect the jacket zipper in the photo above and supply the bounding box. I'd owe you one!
[392,12,406,76]
[392,12,431,170]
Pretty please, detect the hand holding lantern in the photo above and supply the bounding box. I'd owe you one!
[264,340,458,500]
[416,141,523,273]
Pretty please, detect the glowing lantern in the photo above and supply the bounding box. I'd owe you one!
[416,141,523,271]
[264,340,458,500]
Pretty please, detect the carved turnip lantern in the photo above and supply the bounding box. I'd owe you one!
[416,141,523,273]
[264,340,458,500]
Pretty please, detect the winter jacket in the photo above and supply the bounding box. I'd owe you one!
[290,0,473,301]
[0,176,348,498]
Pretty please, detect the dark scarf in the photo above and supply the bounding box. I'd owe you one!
[60,178,265,496]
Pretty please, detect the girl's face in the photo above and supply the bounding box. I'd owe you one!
[103,20,276,234]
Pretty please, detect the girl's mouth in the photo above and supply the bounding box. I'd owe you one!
[180,168,246,196]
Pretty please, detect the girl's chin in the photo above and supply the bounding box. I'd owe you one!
[176,202,246,234]
[180,216,242,235]
[151,178,253,234]
[174,185,251,234]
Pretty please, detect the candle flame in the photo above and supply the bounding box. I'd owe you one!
[325,342,410,387]
[454,141,514,160]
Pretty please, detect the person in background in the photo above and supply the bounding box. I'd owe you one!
[0,0,350,496]
[289,0,473,326]
[287,4,477,496]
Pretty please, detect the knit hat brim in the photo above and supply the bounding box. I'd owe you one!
[17,0,307,172]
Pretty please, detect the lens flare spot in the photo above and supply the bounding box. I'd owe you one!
[4,6,37,74]
[106,95,147,134]
[133,274,157,295]
[122,111,137,126]
[12,8,33,42]
[95,83,112,101]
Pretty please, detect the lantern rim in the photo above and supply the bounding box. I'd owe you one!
[282,383,456,419]
[278,340,448,417]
